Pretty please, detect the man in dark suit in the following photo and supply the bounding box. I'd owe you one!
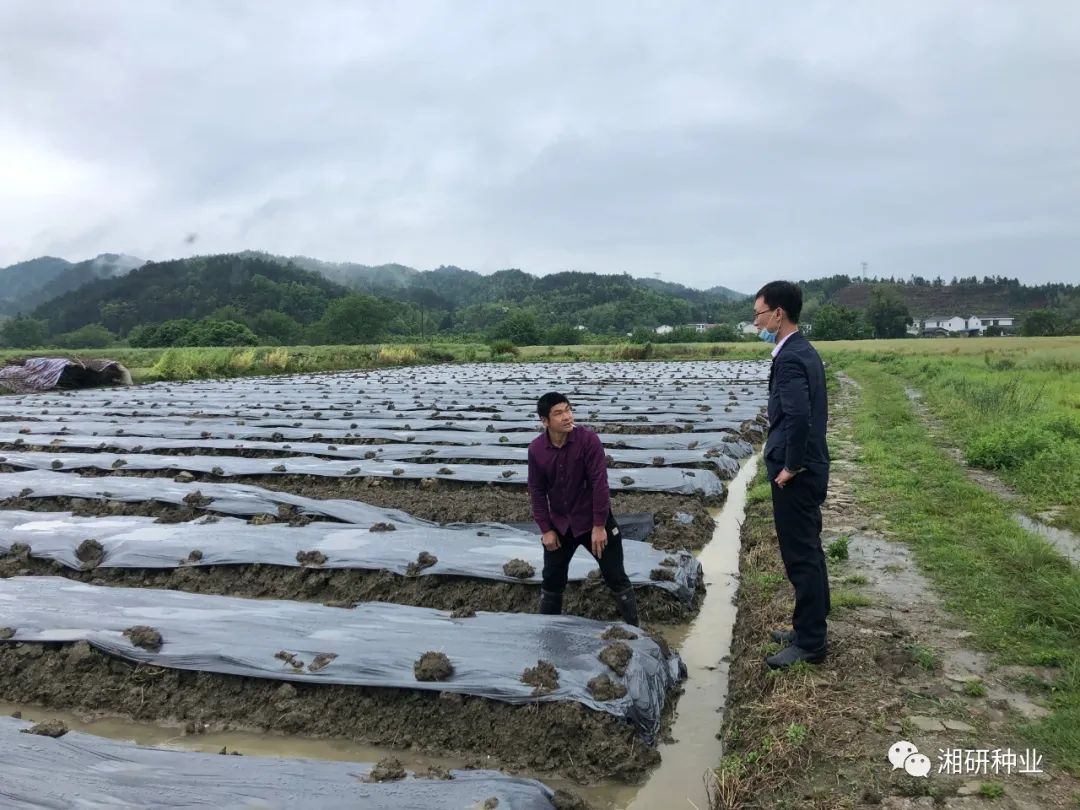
[753,281,831,669]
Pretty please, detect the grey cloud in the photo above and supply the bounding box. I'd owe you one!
[1,1,1077,288]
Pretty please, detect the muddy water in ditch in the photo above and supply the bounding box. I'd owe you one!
[3,457,757,809]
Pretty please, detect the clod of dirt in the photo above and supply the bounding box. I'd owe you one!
[123,626,163,652]
[308,652,338,672]
[10,710,21,719]
[414,651,454,681]
[75,538,105,569]
[551,789,589,810]
[587,673,627,701]
[369,522,397,532]
[365,756,407,782]
[0,627,15,640]
[586,568,601,581]
[272,464,287,472]
[423,765,453,780]
[364,451,378,460]
[437,467,455,475]
[174,471,195,483]
[183,490,211,508]
[421,477,437,488]
[346,467,360,475]
[406,551,438,577]
[521,660,560,696]
[185,549,203,564]
[210,466,225,476]
[659,556,677,567]
[50,460,62,469]
[598,642,632,676]
[20,720,68,738]
[649,568,675,582]
[498,436,509,443]
[502,559,535,579]
[651,456,665,466]
[483,799,499,809]
[687,440,699,450]
[18,487,33,497]
[602,626,638,641]
[296,550,327,566]
[248,514,275,525]
[111,459,127,469]
[501,470,516,478]
[275,650,305,670]
[450,607,476,618]
[620,476,635,486]
[392,468,405,476]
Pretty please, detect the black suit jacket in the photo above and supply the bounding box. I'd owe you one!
[764,330,830,474]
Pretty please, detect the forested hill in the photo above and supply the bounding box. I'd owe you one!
[23,252,751,344]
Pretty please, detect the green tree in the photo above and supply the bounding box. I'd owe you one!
[184,318,259,346]
[544,323,581,345]
[1,316,47,348]
[489,310,542,345]
[54,323,115,348]
[1021,309,1061,337]
[703,324,738,342]
[247,309,303,345]
[810,304,869,340]
[865,287,912,338]
[307,294,393,344]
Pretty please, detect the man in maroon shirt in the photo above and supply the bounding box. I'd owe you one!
[526,392,638,626]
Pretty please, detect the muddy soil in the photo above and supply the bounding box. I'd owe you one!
[0,555,701,624]
[0,641,667,784]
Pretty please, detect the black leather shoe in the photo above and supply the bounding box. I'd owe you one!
[765,644,827,669]
[770,629,795,644]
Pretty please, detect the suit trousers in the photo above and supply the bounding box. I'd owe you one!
[768,464,830,651]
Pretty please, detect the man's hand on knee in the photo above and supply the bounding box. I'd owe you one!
[541,530,560,551]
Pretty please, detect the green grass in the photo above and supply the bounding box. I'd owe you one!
[831,590,873,609]
[909,643,942,671]
[843,358,1080,774]
[821,339,1080,533]
[826,535,850,561]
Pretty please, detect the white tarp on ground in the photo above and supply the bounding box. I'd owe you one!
[0,716,561,810]
[0,509,702,604]
[0,577,682,742]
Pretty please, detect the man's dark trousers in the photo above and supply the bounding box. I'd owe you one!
[768,463,830,651]
[541,514,631,595]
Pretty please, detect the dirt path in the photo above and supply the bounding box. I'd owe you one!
[715,371,1078,809]
[902,386,1080,565]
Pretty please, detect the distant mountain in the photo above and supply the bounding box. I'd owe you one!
[32,254,347,336]
[0,253,144,315]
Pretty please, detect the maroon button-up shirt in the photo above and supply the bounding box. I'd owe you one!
[527,425,611,537]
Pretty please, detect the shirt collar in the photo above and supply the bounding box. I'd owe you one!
[771,329,797,358]
[545,425,576,448]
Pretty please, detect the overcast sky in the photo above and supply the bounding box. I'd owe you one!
[1,2,1077,290]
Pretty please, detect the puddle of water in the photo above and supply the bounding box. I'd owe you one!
[1,457,759,810]
[0,700,477,771]
[618,455,757,810]
[1013,513,1080,566]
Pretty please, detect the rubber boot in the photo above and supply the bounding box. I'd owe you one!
[614,587,639,627]
[539,589,563,616]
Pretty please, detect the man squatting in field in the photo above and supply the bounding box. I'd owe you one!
[527,392,639,626]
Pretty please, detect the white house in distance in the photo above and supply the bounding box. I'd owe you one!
[655,324,674,335]
[737,321,759,335]
[920,314,1016,336]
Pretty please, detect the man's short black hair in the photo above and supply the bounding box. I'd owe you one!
[537,391,571,419]
[755,281,803,323]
